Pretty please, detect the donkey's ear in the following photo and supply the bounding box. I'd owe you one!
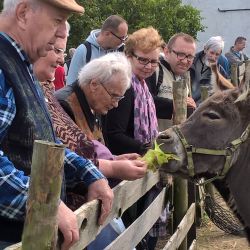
[210,63,235,92]
[235,78,250,103]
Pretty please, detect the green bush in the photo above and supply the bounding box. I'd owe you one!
[67,0,204,49]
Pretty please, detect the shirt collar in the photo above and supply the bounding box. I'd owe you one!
[0,32,35,82]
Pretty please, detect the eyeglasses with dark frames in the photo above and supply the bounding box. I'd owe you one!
[100,83,125,102]
[171,49,195,61]
[110,31,128,42]
[132,52,159,67]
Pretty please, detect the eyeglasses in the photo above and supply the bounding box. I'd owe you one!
[54,47,66,56]
[171,49,195,61]
[110,31,128,42]
[132,52,159,67]
[100,83,125,102]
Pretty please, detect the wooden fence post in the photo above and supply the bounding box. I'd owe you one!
[22,140,65,250]
[172,80,188,250]
[231,63,238,86]
[244,60,250,87]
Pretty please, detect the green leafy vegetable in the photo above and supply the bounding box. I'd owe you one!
[142,141,179,172]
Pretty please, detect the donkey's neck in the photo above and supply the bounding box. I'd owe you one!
[227,145,250,229]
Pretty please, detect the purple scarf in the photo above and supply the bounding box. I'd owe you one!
[132,74,158,144]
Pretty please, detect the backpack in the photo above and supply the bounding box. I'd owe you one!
[83,41,125,64]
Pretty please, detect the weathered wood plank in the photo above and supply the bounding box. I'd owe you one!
[163,203,196,250]
[104,187,167,250]
[244,60,250,87]
[188,239,197,250]
[231,63,238,86]
[71,171,160,250]
[238,62,246,84]
[7,171,160,250]
[5,243,22,250]
[172,79,189,250]
[21,141,65,250]
[6,141,65,250]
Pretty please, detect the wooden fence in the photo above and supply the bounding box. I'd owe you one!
[7,79,196,250]
[7,170,196,250]
[231,60,250,86]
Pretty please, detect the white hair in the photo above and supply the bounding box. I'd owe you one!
[78,52,132,90]
[2,0,36,14]
[204,36,225,52]
[66,21,70,37]
[3,0,21,9]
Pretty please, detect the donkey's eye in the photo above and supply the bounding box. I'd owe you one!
[203,111,221,120]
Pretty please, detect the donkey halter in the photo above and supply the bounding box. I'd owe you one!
[172,124,250,184]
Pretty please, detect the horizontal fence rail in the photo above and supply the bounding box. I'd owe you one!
[163,203,196,250]
[7,171,160,250]
[7,172,196,250]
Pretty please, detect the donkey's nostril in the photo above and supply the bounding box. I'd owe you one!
[158,132,172,140]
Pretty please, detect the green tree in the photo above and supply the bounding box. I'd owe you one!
[67,0,204,49]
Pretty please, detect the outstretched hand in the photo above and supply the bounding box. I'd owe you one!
[114,153,140,160]
[111,159,147,180]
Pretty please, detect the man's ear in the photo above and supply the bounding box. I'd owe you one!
[163,46,170,58]
[89,79,99,92]
[15,2,30,30]
[103,30,111,38]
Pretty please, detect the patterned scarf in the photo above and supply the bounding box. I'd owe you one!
[40,81,98,165]
[132,74,158,143]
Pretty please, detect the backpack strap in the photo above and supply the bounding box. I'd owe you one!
[118,44,125,52]
[83,41,91,63]
[156,64,163,94]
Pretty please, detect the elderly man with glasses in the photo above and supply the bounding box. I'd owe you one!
[67,14,128,85]
[146,32,197,131]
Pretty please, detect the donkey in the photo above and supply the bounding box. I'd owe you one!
[157,74,250,241]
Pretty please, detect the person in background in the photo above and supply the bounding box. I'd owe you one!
[102,26,164,250]
[190,36,228,103]
[146,32,196,131]
[64,47,76,76]
[218,54,230,77]
[225,36,249,67]
[53,49,66,90]
[67,14,128,85]
[0,0,113,249]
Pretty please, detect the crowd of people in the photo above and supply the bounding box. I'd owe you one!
[0,0,248,249]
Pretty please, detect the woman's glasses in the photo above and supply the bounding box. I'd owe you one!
[132,52,159,67]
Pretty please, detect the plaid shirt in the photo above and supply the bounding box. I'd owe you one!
[0,32,104,221]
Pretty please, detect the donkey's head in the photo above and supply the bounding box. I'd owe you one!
[157,76,250,179]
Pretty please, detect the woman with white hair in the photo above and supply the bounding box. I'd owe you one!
[56,52,132,144]
[190,36,229,103]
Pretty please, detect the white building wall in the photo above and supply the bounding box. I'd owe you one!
[182,0,250,56]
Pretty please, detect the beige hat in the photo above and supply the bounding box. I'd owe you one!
[43,0,84,14]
